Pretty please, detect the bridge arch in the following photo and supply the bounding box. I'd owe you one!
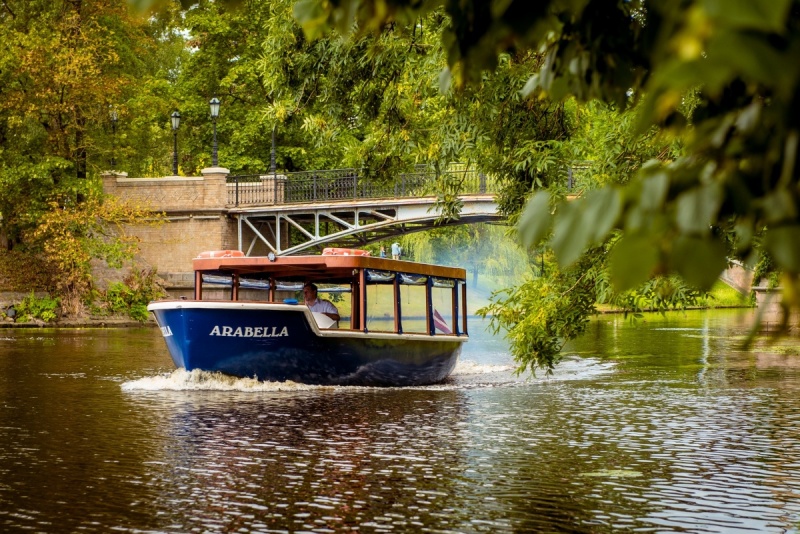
[232,195,503,256]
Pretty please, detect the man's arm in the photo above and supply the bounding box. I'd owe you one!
[323,301,340,322]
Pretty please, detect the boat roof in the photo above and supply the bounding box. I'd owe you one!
[193,253,467,284]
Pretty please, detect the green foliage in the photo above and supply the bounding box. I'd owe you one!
[753,252,780,290]
[307,0,800,349]
[102,268,166,322]
[20,0,789,369]
[597,274,706,321]
[21,188,160,315]
[700,281,750,309]
[0,0,180,319]
[477,252,600,374]
[15,292,60,323]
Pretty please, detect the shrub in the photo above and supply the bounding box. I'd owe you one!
[15,292,60,323]
[102,267,166,322]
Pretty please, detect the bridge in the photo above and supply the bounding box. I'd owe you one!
[100,165,504,286]
[226,166,502,255]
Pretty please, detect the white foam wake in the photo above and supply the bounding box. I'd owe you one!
[121,368,327,392]
[451,359,516,375]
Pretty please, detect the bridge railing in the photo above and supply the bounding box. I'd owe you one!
[227,167,495,206]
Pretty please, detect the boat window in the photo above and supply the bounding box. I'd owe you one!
[293,283,352,326]
[365,283,395,332]
[365,270,394,283]
[276,282,303,292]
[399,284,427,334]
[200,274,271,301]
[399,273,427,285]
[431,286,455,335]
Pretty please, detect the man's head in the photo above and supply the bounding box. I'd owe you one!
[303,283,318,303]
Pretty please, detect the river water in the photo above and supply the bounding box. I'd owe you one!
[1,309,800,533]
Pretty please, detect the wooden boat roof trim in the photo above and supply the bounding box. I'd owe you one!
[193,254,467,282]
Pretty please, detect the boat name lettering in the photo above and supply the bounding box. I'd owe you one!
[209,325,289,338]
[160,326,173,337]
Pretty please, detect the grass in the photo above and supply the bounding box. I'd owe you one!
[593,280,752,313]
[699,280,753,308]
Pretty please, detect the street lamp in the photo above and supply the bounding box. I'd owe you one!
[171,111,180,175]
[270,125,276,176]
[209,97,220,166]
[110,106,118,169]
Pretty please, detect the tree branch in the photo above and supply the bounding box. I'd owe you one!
[2,0,15,18]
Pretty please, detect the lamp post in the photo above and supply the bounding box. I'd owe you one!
[209,97,220,166]
[171,111,180,175]
[110,106,118,169]
[270,125,276,176]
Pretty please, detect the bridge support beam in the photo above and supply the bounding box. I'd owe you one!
[231,196,501,256]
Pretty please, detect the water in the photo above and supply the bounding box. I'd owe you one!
[2,309,800,532]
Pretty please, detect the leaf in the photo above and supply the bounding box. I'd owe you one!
[552,200,591,268]
[439,68,452,93]
[639,172,669,211]
[608,235,660,291]
[518,191,552,248]
[583,187,621,243]
[521,74,539,98]
[293,0,328,38]
[764,225,800,273]
[675,183,723,235]
[670,236,728,291]
[761,188,797,224]
[701,0,792,32]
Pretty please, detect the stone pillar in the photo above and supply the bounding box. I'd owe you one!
[201,167,230,207]
[100,171,128,197]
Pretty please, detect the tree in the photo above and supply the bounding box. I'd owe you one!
[295,0,800,368]
[0,0,177,310]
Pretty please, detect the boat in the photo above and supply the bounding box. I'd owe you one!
[147,248,469,386]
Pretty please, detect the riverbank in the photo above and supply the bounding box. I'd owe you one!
[0,280,757,329]
[0,316,154,328]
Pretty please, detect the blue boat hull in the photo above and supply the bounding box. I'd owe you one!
[148,302,463,386]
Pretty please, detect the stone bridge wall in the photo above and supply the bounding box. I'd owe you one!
[101,168,229,211]
[100,168,237,290]
[719,262,755,295]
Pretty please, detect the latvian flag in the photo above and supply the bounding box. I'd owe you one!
[433,308,452,334]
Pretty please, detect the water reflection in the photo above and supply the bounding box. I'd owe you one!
[2,311,800,532]
[129,389,471,532]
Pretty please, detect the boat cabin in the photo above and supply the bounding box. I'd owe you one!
[191,249,468,337]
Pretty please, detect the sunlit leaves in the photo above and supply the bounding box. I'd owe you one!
[608,235,659,291]
[700,0,792,32]
[764,226,800,273]
[675,183,722,235]
[518,191,552,248]
[477,255,600,374]
[22,187,161,314]
[551,188,622,268]
[639,172,669,211]
[670,236,728,290]
[292,0,328,38]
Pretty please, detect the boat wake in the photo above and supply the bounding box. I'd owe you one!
[121,369,327,392]
[451,360,516,375]
[120,356,614,393]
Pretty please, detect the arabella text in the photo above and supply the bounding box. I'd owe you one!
[209,325,289,338]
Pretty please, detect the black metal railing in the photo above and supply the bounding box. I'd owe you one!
[226,166,496,207]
